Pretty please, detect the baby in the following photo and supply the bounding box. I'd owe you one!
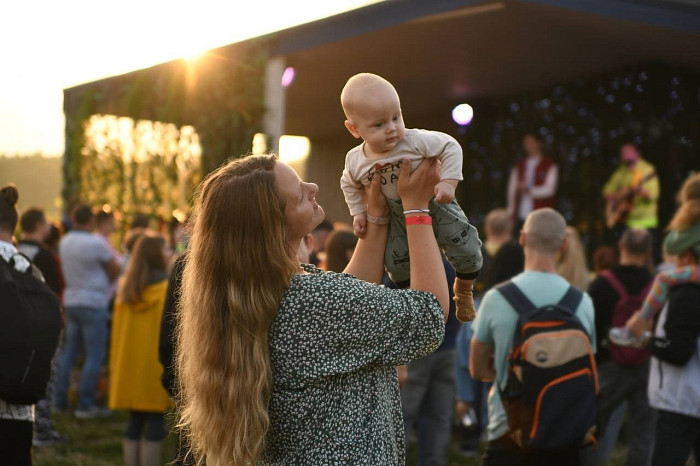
[339,73,483,322]
[610,172,700,347]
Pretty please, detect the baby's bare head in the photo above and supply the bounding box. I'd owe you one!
[341,73,400,121]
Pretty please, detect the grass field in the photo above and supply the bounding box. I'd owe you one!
[33,411,638,466]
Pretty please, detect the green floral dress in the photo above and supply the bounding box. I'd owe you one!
[260,265,444,465]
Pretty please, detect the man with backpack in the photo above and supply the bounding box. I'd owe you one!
[584,229,655,466]
[0,185,63,465]
[471,208,596,465]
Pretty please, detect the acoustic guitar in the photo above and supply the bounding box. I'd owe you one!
[605,171,657,228]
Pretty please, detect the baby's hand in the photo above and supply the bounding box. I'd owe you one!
[353,213,367,238]
[434,180,456,204]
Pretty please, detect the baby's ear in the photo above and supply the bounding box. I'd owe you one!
[344,120,360,139]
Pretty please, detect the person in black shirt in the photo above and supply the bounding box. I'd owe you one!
[18,208,62,296]
[159,253,193,465]
[584,229,655,466]
[17,207,67,448]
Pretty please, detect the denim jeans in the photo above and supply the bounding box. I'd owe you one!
[582,360,656,466]
[652,410,700,466]
[401,349,455,466]
[53,305,109,410]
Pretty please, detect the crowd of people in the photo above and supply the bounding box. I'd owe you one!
[0,195,189,465]
[0,80,698,466]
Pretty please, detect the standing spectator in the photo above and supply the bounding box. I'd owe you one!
[18,208,67,446]
[471,208,595,465]
[324,229,358,273]
[0,185,62,465]
[95,210,124,301]
[476,209,513,297]
[44,222,63,255]
[592,246,618,275]
[130,214,150,230]
[394,257,458,466]
[627,224,700,465]
[507,133,558,232]
[18,208,62,296]
[456,209,524,457]
[43,222,66,302]
[584,229,655,466]
[558,227,591,292]
[110,233,172,466]
[309,219,333,267]
[53,204,121,417]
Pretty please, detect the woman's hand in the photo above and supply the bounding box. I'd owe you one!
[397,158,441,210]
[364,172,389,217]
[626,310,653,337]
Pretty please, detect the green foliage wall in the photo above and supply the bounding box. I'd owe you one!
[63,41,268,216]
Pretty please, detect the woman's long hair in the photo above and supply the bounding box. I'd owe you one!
[117,233,167,305]
[558,227,590,291]
[176,155,299,465]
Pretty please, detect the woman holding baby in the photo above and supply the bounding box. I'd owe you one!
[176,153,449,464]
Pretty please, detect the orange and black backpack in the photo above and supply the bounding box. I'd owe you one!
[497,282,598,449]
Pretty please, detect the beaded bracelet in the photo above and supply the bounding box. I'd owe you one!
[367,214,390,225]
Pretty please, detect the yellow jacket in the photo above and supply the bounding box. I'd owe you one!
[602,158,660,228]
[109,280,172,412]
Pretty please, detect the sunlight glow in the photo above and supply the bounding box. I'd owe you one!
[279,135,311,163]
[0,0,384,155]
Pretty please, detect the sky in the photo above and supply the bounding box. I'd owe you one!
[0,0,380,156]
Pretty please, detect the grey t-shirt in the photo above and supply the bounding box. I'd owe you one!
[59,230,113,309]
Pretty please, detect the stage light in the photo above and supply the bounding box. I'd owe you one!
[281,67,295,87]
[452,103,474,126]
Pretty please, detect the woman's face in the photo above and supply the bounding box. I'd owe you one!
[274,162,324,243]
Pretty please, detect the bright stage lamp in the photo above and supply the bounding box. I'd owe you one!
[281,67,295,87]
[452,103,474,126]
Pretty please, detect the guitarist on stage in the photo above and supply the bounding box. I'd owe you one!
[603,142,660,234]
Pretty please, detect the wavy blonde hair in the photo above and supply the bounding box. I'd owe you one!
[668,172,700,231]
[176,155,299,465]
[558,227,590,291]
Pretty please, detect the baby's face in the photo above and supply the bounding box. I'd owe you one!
[347,87,405,154]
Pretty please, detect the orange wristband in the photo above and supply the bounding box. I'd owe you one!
[405,215,432,226]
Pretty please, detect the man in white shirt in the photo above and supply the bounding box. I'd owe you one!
[507,133,559,232]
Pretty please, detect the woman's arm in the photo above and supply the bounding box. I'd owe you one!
[343,174,389,284]
[398,157,450,318]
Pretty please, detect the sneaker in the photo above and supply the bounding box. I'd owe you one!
[74,406,112,419]
[609,327,650,348]
[33,429,68,447]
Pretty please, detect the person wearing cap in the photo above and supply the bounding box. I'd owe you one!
[627,223,700,465]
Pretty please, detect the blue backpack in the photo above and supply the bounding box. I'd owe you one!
[497,282,598,449]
